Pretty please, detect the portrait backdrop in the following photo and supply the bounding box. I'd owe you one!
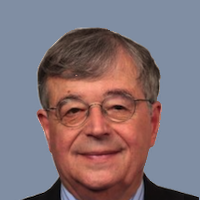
[0,1,199,199]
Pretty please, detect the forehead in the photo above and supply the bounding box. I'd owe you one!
[47,53,142,105]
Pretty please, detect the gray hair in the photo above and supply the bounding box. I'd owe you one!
[38,28,160,109]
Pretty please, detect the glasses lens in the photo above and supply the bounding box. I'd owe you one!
[58,99,88,127]
[56,95,136,127]
[103,95,135,122]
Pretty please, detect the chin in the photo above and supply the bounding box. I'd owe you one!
[80,181,114,192]
[76,173,118,192]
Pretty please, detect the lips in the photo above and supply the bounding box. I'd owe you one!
[79,150,121,160]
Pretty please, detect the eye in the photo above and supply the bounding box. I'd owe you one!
[112,105,127,110]
[107,104,129,113]
[65,107,83,116]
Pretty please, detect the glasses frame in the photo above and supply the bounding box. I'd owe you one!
[45,96,152,128]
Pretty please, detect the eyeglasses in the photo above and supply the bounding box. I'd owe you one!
[46,94,151,128]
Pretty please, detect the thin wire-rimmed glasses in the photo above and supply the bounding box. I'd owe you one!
[45,93,152,128]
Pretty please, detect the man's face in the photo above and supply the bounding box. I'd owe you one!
[37,53,161,194]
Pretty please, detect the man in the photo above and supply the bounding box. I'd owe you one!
[23,28,198,200]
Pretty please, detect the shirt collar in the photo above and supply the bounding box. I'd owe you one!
[131,180,144,200]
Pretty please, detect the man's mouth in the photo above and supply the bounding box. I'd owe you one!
[79,150,121,160]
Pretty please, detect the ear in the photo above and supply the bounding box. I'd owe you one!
[37,109,52,152]
[150,101,162,147]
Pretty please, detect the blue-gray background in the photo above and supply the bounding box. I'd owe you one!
[0,1,199,199]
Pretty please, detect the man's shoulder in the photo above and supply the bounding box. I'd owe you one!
[22,179,61,200]
[144,174,199,200]
[22,192,46,200]
[157,184,198,200]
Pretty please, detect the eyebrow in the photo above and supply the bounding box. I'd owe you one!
[103,89,135,99]
[55,89,135,107]
[56,94,83,107]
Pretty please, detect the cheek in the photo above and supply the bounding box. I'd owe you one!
[115,118,152,152]
[48,124,75,155]
[49,126,78,176]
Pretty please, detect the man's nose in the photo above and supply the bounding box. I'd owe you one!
[84,104,110,138]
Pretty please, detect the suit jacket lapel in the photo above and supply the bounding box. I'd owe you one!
[44,179,61,200]
[143,174,185,200]
[144,174,167,200]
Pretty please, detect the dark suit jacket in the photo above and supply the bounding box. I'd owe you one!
[22,175,199,200]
